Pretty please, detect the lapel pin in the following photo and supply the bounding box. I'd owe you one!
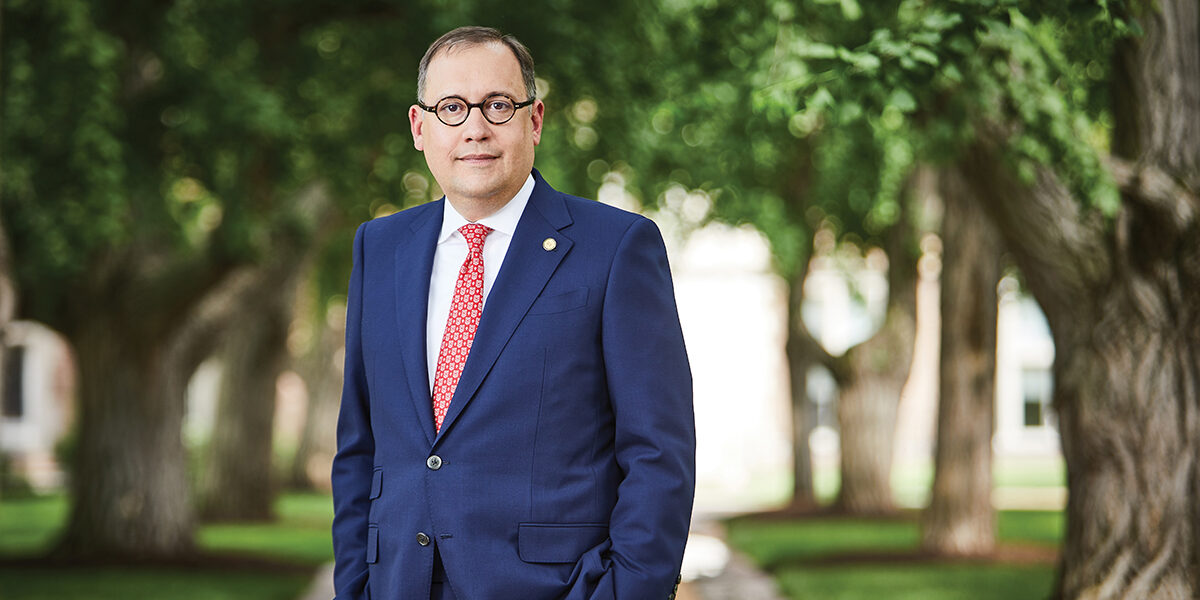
[542,237,557,251]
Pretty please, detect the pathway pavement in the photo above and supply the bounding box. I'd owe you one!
[299,518,784,600]
[683,517,786,600]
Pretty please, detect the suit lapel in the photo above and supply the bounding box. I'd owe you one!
[394,201,442,446]
[436,172,574,442]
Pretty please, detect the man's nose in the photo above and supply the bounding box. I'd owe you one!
[461,107,492,141]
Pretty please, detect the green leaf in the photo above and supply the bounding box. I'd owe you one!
[910,47,939,66]
[887,88,918,113]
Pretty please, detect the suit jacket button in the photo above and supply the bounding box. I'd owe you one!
[426,455,442,470]
[416,532,431,546]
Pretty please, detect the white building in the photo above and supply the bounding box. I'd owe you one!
[0,320,76,491]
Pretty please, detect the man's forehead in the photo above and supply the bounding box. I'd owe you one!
[425,42,523,95]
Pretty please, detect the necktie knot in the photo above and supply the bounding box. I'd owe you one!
[459,224,492,255]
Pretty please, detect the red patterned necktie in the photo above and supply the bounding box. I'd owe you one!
[432,223,493,432]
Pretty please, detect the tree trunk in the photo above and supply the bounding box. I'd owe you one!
[833,304,913,515]
[198,297,289,521]
[199,251,307,520]
[967,1,1200,596]
[287,309,343,491]
[54,260,257,559]
[784,265,818,509]
[1055,256,1199,599]
[921,166,1001,556]
[833,201,919,515]
[56,316,195,558]
[971,147,1200,599]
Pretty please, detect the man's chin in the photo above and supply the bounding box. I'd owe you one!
[444,181,511,206]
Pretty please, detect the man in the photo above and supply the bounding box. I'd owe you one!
[331,26,694,600]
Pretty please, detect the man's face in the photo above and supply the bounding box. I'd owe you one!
[410,43,544,215]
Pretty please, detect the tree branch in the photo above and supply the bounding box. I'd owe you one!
[1104,156,1198,229]
[962,137,1110,332]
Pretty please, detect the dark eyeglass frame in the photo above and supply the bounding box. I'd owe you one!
[416,94,536,126]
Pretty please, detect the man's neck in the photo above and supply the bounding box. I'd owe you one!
[447,198,505,222]
[446,184,524,222]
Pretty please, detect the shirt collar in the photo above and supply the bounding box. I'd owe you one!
[437,173,535,244]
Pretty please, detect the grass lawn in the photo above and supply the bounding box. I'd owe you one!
[774,563,1056,600]
[726,510,1063,600]
[0,567,311,600]
[0,492,335,600]
[198,493,336,565]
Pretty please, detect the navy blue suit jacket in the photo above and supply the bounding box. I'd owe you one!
[331,170,695,600]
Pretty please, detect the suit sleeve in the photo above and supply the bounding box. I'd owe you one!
[600,216,696,600]
[330,223,374,600]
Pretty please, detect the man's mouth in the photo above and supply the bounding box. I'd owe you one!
[458,153,499,164]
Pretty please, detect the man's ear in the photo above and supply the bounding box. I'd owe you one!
[530,99,545,146]
[409,105,425,151]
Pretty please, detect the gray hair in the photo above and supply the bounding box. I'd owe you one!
[416,26,537,104]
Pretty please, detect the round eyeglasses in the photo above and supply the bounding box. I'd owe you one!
[416,94,535,127]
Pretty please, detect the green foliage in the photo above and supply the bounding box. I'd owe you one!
[2,0,442,327]
[755,0,1134,220]
[2,0,128,294]
[596,3,822,278]
[1,0,1145,330]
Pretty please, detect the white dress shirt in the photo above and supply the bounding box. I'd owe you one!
[426,174,535,391]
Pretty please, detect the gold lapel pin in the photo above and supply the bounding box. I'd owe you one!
[542,237,557,251]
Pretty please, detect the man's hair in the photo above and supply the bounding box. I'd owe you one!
[417,26,537,104]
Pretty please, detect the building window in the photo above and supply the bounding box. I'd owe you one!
[1023,399,1043,427]
[2,345,25,418]
[1021,367,1053,428]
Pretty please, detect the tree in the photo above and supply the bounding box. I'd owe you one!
[832,190,919,515]
[605,3,927,511]
[199,205,321,520]
[757,0,1199,594]
[921,165,1002,556]
[963,2,1200,588]
[0,0,432,557]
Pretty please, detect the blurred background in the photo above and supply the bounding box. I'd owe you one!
[2,0,1196,599]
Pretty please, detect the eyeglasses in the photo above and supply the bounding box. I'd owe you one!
[416,94,535,127]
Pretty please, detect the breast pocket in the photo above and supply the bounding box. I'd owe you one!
[527,287,589,316]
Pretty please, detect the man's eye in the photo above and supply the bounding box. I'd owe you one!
[443,104,463,113]
[490,101,511,111]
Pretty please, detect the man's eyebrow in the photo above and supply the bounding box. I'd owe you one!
[436,90,521,101]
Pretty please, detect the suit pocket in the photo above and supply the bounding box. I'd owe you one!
[366,525,379,564]
[517,522,609,564]
[527,287,588,315]
[369,467,383,499]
